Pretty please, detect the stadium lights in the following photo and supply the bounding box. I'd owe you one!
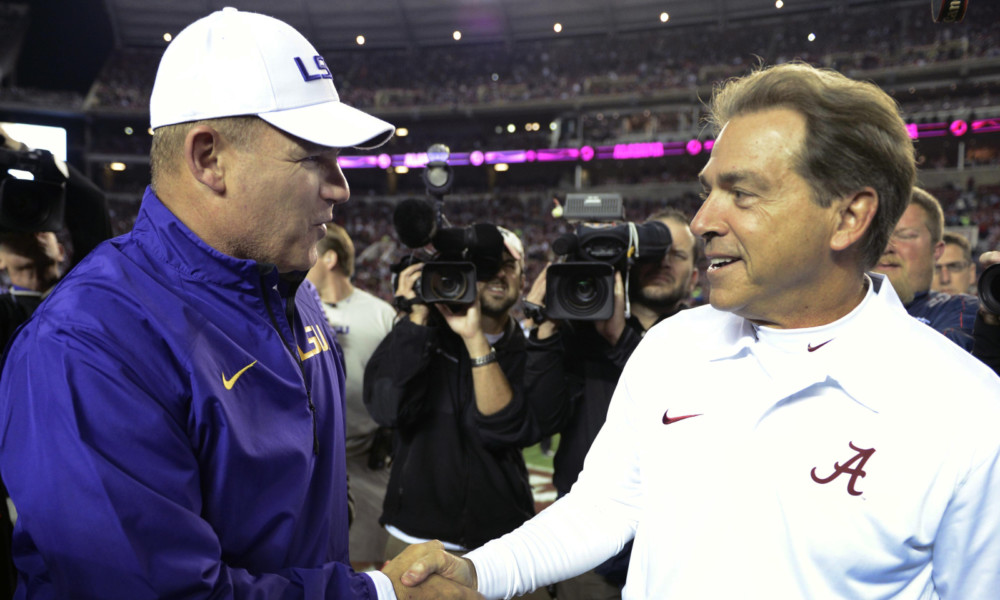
[109,162,126,172]
[163,33,172,42]
[356,35,366,46]
[660,12,670,23]
[775,0,784,8]
[334,118,991,171]
[453,30,462,41]
[554,23,563,33]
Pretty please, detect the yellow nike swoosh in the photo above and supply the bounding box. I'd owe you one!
[222,360,258,390]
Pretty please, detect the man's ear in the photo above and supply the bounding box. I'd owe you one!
[184,125,227,194]
[324,250,339,271]
[830,187,878,252]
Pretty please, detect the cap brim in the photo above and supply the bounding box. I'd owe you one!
[259,101,395,150]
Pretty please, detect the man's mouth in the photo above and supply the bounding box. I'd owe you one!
[707,257,739,272]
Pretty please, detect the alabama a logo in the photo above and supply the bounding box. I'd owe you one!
[810,441,875,496]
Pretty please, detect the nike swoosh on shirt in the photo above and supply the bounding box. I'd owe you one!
[222,360,258,390]
[662,410,702,425]
[807,339,833,352]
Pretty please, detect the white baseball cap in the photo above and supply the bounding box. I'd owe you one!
[149,7,394,149]
[497,226,524,269]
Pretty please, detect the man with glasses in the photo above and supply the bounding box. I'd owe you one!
[932,231,977,296]
[873,187,978,350]
[519,207,700,600]
[364,227,552,600]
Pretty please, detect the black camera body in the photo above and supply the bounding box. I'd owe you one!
[546,194,671,321]
[979,262,1000,314]
[415,223,504,305]
[392,144,504,306]
[0,146,67,233]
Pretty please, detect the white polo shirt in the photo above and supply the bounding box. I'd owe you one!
[469,274,1000,599]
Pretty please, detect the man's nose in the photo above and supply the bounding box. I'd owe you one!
[323,164,351,205]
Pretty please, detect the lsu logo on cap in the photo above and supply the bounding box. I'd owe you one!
[294,55,333,82]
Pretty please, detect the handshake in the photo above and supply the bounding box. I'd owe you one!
[382,540,485,599]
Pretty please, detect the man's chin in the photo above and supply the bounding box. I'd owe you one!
[481,297,516,319]
[635,288,685,310]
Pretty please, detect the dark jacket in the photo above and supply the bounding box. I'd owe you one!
[905,289,978,351]
[973,312,1000,376]
[0,292,40,352]
[364,314,546,550]
[527,318,643,497]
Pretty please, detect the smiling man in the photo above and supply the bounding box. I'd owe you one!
[516,207,699,599]
[386,63,1000,600]
[365,226,550,600]
[0,8,488,600]
[873,187,978,350]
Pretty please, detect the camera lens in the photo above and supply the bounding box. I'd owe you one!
[979,263,1000,315]
[570,277,598,304]
[559,273,610,317]
[427,266,468,301]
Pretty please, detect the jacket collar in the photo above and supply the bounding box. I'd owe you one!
[706,273,908,414]
[133,186,307,292]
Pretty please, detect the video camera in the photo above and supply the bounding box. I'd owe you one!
[545,194,671,321]
[391,144,504,306]
[0,145,67,233]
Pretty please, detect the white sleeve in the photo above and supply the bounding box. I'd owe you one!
[467,375,644,599]
[366,569,399,599]
[931,429,1000,599]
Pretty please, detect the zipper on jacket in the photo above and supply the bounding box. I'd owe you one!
[259,276,320,455]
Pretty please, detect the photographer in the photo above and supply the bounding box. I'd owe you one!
[521,207,699,600]
[0,126,111,599]
[0,126,112,347]
[363,227,551,599]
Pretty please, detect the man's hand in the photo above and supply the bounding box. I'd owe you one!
[593,271,626,346]
[524,264,549,308]
[396,262,430,326]
[436,282,484,341]
[382,540,482,599]
[525,264,557,339]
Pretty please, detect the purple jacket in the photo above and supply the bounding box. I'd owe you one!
[0,187,374,599]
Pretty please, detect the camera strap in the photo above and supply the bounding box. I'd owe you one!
[622,223,641,320]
